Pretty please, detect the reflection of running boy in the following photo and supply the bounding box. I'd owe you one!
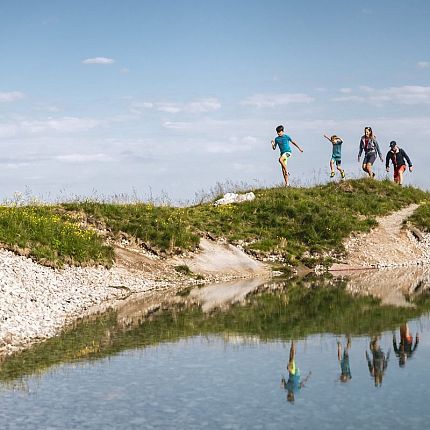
[337,336,352,382]
[385,141,413,186]
[324,134,346,179]
[393,323,419,367]
[281,341,311,403]
[271,125,303,187]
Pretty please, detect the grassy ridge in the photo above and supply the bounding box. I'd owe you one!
[1,179,429,267]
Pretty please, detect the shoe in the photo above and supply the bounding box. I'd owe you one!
[341,170,345,179]
[372,172,376,178]
[330,171,335,178]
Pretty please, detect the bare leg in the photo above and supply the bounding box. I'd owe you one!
[398,170,404,185]
[337,164,345,178]
[279,157,289,186]
[330,159,335,176]
[366,163,374,178]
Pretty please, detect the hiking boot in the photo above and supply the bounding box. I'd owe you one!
[341,170,346,180]
[330,171,335,178]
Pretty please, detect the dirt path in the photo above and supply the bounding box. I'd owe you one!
[331,204,426,270]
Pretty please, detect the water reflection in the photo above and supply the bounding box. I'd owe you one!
[393,323,419,367]
[281,341,311,403]
[365,336,390,387]
[337,336,352,383]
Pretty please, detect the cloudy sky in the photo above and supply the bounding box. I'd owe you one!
[1,0,429,202]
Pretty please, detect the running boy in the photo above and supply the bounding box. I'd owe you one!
[324,134,346,179]
[271,125,303,187]
[385,141,413,186]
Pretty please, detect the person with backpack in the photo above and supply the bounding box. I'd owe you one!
[358,126,383,178]
[385,141,413,186]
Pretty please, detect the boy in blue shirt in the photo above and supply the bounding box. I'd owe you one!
[324,134,346,179]
[271,125,303,187]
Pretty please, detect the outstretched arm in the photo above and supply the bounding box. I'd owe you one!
[324,134,332,142]
[291,140,304,153]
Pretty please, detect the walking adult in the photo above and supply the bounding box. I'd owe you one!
[358,126,383,178]
[385,141,413,186]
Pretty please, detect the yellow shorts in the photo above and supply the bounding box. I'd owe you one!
[280,152,291,165]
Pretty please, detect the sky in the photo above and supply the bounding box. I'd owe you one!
[1,0,430,203]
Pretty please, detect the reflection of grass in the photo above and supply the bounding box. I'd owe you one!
[0,206,113,267]
[2,279,430,383]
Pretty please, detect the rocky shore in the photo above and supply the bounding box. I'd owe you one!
[0,238,270,357]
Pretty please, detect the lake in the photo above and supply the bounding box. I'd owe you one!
[1,270,430,429]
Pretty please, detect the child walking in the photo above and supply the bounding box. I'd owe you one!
[271,125,303,187]
[324,134,346,179]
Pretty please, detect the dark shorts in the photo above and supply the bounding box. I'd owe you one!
[331,157,342,166]
[363,152,377,165]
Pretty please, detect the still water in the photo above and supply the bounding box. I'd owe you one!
[1,271,430,429]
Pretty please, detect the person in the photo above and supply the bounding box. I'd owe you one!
[281,341,311,403]
[393,323,419,367]
[358,126,383,178]
[365,336,390,387]
[324,134,346,179]
[271,125,304,187]
[385,141,413,186]
[337,336,352,382]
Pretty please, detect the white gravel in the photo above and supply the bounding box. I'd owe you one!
[0,249,160,356]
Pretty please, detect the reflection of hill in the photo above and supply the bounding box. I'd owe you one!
[2,276,430,383]
[344,267,430,307]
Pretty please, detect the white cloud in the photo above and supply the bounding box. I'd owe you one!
[340,88,352,94]
[0,116,103,138]
[333,86,430,105]
[82,57,115,65]
[134,98,221,114]
[0,91,25,102]
[417,61,430,69]
[241,93,314,108]
[55,153,113,163]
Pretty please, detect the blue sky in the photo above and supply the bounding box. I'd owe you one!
[1,0,429,202]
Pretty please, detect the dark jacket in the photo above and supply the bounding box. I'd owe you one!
[385,148,412,169]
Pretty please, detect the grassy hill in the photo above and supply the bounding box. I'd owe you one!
[1,179,429,268]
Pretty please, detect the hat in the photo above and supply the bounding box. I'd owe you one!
[389,141,397,148]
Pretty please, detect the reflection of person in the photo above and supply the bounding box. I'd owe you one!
[337,336,352,382]
[385,141,413,186]
[358,126,383,178]
[271,125,304,187]
[281,341,311,403]
[365,336,390,387]
[324,134,346,180]
[393,323,419,367]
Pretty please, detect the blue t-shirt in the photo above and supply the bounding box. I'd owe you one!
[275,134,292,155]
[332,138,343,159]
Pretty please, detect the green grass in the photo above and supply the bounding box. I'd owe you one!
[62,178,430,265]
[1,179,429,267]
[407,202,430,232]
[2,277,430,382]
[0,206,113,267]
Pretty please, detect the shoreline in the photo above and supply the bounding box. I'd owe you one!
[0,238,271,358]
